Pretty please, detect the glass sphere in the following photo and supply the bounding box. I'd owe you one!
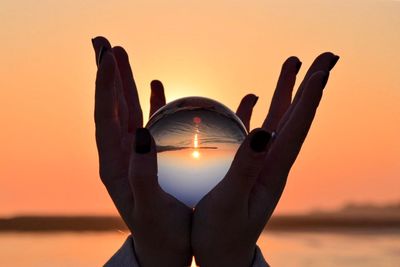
[146,97,247,207]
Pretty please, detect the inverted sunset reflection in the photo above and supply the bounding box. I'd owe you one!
[146,97,247,207]
[192,133,200,159]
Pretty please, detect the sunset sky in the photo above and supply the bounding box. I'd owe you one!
[0,0,399,216]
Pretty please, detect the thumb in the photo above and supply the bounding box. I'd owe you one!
[129,128,159,205]
[221,128,271,198]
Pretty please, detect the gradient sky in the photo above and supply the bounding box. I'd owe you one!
[0,0,399,216]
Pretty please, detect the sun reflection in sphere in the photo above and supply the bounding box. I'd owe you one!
[146,97,247,207]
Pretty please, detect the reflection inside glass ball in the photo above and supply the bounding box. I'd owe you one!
[146,97,247,207]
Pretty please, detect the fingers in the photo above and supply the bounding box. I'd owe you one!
[113,46,143,132]
[220,129,271,199]
[92,38,130,134]
[254,53,339,208]
[251,71,330,222]
[95,49,122,167]
[93,38,135,230]
[95,50,135,224]
[92,38,143,132]
[262,57,301,132]
[278,71,329,162]
[261,71,329,187]
[129,128,159,208]
[236,94,259,132]
[92,36,112,67]
[277,52,339,132]
[150,80,166,117]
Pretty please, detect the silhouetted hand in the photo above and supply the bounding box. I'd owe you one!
[192,53,339,267]
[92,36,258,267]
[92,36,193,267]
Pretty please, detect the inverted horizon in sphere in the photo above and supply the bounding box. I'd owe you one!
[146,97,247,207]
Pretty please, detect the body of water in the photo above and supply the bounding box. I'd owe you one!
[1,231,399,266]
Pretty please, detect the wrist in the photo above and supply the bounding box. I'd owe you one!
[134,238,191,267]
[194,246,256,267]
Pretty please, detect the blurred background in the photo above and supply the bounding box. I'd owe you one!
[0,0,399,266]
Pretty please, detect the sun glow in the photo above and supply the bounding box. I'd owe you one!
[190,257,198,267]
[191,133,201,159]
[194,133,198,148]
[192,150,200,159]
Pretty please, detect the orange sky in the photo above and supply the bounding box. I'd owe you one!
[0,0,399,216]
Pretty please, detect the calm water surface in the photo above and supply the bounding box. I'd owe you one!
[1,231,399,266]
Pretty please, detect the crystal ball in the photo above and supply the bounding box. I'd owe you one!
[146,97,247,207]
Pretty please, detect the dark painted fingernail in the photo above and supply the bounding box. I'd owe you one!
[135,128,151,154]
[151,80,163,90]
[250,131,271,153]
[295,61,302,74]
[329,55,340,70]
[97,46,107,66]
[321,72,330,89]
[253,96,259,106]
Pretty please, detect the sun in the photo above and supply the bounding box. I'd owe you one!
[192,150,200,159]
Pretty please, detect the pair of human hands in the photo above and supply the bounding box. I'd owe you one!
[92,36,339,267]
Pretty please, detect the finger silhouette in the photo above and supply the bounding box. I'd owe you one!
[262,56,301,132]
[92,36,112,67]
[150,80,166,118]
[95,49,121,166]
[273,71,329,170]
[93,39,135,229]
[113,46,143,132]
[129,128,159,211]
[236,94,258,132]
[277,52,339,132]
[250,71,331,222]
[255,71,330,219]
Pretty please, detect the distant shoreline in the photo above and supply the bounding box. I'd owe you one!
[1,214,399,232]
[2,203,399,232]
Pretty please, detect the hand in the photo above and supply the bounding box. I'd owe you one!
[192,53,339,267]
[92,36,258,266]
[93,36,191,267]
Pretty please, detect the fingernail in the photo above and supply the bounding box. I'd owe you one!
[97,46,107,66]
[150,80,163,90]
[295,61,302,74]
[329,55,340,69]
[321,72,330,88]
[250,131,271,153]
[253,96,259,106]
[135,128,151,154]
